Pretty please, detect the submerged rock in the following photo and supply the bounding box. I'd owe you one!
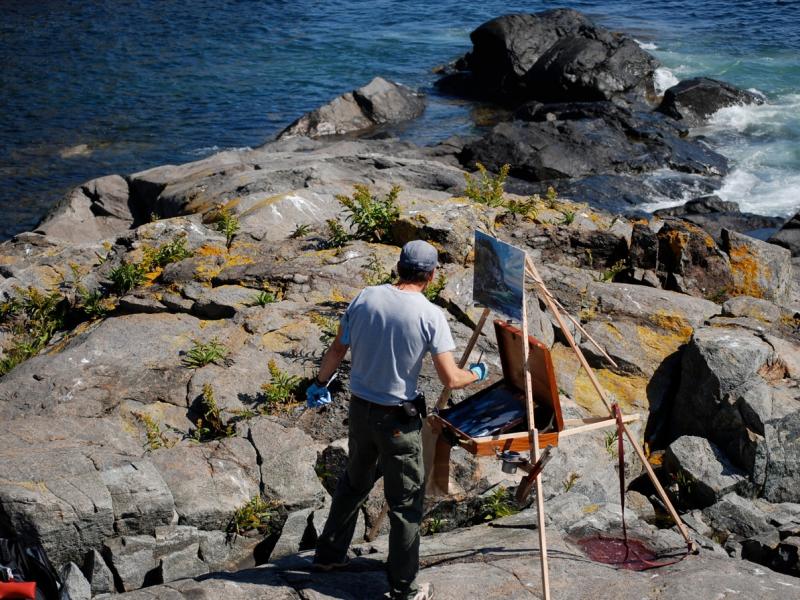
[277,76,425,139]
[658,77,765,127]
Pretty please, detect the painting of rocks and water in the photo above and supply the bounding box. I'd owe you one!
[474,231,526,321]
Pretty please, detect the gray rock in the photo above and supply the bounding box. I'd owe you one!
[149,437,260,531]
[759,411,800,503]
[158,541,208,583]
[741,529,781,566]
[102,535,157,592]
[196,529,260,572]
[723,229,793,304]
[671,327,777,465]
[723,295,782,323]
[664,436,747,507]
[703,493,775,539]
[658,77,765,127]
[769,210,800,257]
[278,77,424,140]
[249,419,326,511]
[35,175,135,244]
[776,536,800,575]
[83,549,115,595]
[59,562,92,600]
[191,284,258,319]
[0,312,238,419]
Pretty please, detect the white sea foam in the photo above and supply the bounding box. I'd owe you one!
[635,39,658,51]
[654,67,679,94]
[189,145,252,156]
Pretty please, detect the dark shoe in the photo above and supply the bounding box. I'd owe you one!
[311,556,350,572]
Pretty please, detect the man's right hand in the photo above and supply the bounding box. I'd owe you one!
[306,382,332,408]
[468,362,488,382]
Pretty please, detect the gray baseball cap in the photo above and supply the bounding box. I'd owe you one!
[398,240,438,271]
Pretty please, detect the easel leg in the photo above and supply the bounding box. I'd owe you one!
[521,286,551,600]
[524,256,695,550]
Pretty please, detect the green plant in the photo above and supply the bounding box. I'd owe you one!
[109,261,146,294]
[260,359,302,411]
[481,486,518,521]
[559,209,576,225]
[136,413,174,451]
[604,429,619,457]
[323,219,351,249]
[228,495,281,536]
[336,184,400,243]
[183,338,228,368]
[423,272,447,302]
[423,516,447,535]
[601,259,627,283]
[191,383,236,441]
[290,223,312,239]
[563,472,581,492]
[674,469,694,497]
[142,234,192,271]
[504,195,539,219]
[0,287,66,376]
[212,205,240,250]
[310,313,339,345]
[545,186,558,209]
[251,290,276,307]
[464,163,510,207]
[363,253,393,287]
[76,286,111,318]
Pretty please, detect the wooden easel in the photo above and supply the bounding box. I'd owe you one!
[428,254,695,600]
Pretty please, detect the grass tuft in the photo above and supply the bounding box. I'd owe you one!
[183,338,228,369]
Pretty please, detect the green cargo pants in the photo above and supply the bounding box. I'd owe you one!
[315,395,425,600]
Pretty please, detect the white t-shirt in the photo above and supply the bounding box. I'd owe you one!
[340,284,455,406]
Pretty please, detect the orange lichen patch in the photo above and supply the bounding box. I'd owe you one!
[196,244,227,257]
[329,288,352,304]
[648,450,665,467]
[665,229,688,259]
[728,244,769,298]
[648,311,693,339]
[143,267,163,287]
[572,369,648,415]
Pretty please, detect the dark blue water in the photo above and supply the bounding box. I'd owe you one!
[1,0,798,240]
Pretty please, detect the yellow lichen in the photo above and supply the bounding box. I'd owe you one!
[665,229,688,259]
[572,369,649,415]
[648,311,693,339]
[728,244,769,298]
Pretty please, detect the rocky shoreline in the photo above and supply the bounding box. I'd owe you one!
[1,9,799,600]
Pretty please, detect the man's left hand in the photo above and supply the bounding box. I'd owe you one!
[306,382,332,408]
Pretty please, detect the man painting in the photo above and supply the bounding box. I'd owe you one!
[306,240,488,600]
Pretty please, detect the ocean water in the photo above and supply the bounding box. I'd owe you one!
[1,0,798,240]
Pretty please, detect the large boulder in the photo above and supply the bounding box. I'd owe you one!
[658,77,765,127]
[277,77,424,140]
[758,411,800,503]
[723,229,793,303]
[0,417,171,567]
[670,326,796,483]
[439,9,658,105]
[521,34,659,103]
[461,10,595,99]
[34,175,136,244]
[769,210,800,257]
[458,103,727,186]
[664,436,747,507]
